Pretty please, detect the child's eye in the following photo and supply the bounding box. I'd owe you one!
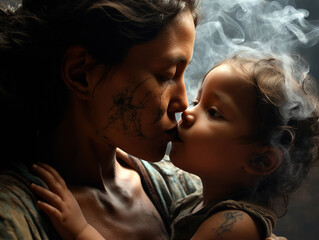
[207,108,223,119]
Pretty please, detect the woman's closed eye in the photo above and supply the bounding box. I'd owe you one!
[157,75,172,83]
[156,72,175,83]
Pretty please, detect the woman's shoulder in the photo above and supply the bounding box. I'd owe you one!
[0,161,42,220]
[0,162,55,239]
[117,150,202,201]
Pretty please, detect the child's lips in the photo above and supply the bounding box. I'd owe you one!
[178,117,187,128]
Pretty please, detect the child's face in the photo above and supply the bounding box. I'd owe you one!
[170,63,260,181]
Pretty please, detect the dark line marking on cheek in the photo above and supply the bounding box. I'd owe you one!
[154,108,165,124]
[99,79,159,139]
[105,88,144,136]
[152,87,165,124]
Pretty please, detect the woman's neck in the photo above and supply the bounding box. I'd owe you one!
[46,105,119,189]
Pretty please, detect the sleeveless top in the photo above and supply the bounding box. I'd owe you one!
[170,189,276,240]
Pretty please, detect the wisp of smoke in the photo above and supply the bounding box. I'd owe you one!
[185,0,319,121]
[2,0,318,121]
[0,0,21,11]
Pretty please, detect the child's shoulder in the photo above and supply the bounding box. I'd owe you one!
[191,209,261,240]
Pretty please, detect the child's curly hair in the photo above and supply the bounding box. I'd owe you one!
[226,55,319,216]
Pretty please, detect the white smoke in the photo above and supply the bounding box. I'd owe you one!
[0,0,21,11]
[185,0,319,120]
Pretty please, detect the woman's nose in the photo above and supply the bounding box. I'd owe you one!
[180,110,195,128]
[167,81,188,115]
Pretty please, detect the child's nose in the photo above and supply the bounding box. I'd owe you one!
[180,110,195,128]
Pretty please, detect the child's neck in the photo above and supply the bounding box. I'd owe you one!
[200,178,254,207]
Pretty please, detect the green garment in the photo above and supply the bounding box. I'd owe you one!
[0,161,58,239]
[0,156,202,239]
[139,155,202,227]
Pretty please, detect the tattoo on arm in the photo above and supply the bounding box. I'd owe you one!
[213,211,244,236]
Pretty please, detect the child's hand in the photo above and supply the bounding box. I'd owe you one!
[30,163,89,240]
[266,234,288,240]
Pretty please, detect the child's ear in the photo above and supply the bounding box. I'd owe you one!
[244,147,283,176]
[61,46,96,100]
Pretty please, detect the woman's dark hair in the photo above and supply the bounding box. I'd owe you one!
[0,0,199,163]
[226,56,319,216]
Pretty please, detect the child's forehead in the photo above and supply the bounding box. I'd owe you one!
[197,63,256,102]
[196,63,258,124]
[201,63,251,88]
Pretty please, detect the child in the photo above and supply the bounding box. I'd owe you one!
[31,55,319,240]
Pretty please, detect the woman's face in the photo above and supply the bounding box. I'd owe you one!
[170,63,259,180]
[90,11,196,161]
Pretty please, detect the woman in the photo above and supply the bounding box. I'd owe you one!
[0,0,285,239]
[0,0,199,239]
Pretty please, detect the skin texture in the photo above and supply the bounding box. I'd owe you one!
[169,63,270,239]
[31,62,287,240]
[45,10,196,240]
[170,63,261,203]
[84,10,195,162]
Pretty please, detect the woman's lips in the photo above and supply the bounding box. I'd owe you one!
[166,126,182,142]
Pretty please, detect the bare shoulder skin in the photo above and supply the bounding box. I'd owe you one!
[31,162,169,240]
[69,163,168,240]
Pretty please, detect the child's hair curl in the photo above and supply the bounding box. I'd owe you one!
[223,55,319,216]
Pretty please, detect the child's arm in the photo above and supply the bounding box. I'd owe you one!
[30,163,105,240]
[190,210,262,240]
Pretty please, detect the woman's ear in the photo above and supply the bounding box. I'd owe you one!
[244,147,283,176]
[61,46,96,100]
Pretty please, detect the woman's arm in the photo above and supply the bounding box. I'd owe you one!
[30,163,105,240]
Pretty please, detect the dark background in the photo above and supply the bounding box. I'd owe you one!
[273,1,319,240]
[0,0,19,10]
[294,0,319,81]
[0,0,318,239]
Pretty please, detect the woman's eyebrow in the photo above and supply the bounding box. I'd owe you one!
[167,56,188,65]
[155,56,188,71]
